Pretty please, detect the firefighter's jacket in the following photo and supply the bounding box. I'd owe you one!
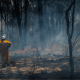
[0,39,11,53]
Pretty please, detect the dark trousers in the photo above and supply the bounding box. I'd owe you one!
[1,53,10,65]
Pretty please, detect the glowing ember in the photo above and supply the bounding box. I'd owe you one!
[9,44,56,54]
[45,44,51,51]
[10,47,29,54]
[9,47,40,54]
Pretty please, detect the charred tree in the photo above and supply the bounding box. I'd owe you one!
[38,0,45,49]
[23,0,29,48]
[6,0,10,40]
[13,0,22,49]
[44,2,50,40]
[0,14,2,39]
[65,0,76,79]
[0,1,2,39]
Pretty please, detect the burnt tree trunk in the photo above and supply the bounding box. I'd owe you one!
[23,0,29,48]
[6,0,9,40]
[38,0,45,50]
[13,0,22,49]
[68,34,74,78]
[0,2,2,39]
[66,0,76,79]
[0,14,2,39]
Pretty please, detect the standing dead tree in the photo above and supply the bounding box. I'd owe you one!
[65,0,76,79]
[23,0,29,48]
[37,0,45,50]
[13,0,22,49]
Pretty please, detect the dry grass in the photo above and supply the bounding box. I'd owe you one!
[0,55,80,79]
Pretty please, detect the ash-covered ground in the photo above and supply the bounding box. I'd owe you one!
[0,52,80,80]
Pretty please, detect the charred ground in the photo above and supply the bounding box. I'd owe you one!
[0,54,80,79]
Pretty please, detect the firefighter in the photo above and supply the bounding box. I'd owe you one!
[0,34,11,67]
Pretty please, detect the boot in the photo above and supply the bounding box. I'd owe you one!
[2,65,6,68]
[2,62,6,68]
[7,63,10,66]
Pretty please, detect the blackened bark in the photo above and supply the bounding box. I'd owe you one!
[6,0,9,40]
[13,0,22,49]
[65,0,76,79]
[0,1,2,39]
[4,14,6,34]
[23,0,29,48]
[1,13,2,39]
[13,0,22,35]
[68,34,74,79]
[38,0,45,49]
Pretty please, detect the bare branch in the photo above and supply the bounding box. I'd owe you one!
[66,0,76,37]
[72,38,79,48]
[73,32,80,46]
[66,11,69,35]
[66,0,75,12]
[53,2,68,9]
[71,0,76,38]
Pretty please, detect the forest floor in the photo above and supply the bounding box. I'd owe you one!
[0,53,80,80]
